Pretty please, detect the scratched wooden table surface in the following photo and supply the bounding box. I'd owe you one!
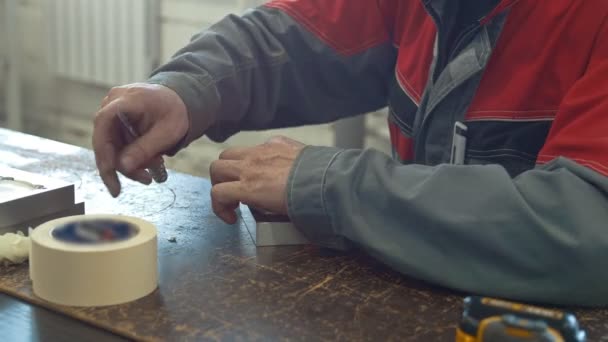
[0,128,607,341]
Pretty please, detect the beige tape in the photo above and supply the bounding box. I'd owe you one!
[30,214,158,307]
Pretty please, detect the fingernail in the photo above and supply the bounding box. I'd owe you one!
[105,180,120,198]
[121,154,136,172]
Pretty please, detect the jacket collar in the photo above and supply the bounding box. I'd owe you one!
[421,0,520,25]
[480,0,521,24]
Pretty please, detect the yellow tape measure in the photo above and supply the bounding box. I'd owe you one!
[456,297,586,342]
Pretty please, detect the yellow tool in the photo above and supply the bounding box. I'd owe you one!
[456,296,586,342]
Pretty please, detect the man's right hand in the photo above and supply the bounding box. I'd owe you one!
[93,83,189,197]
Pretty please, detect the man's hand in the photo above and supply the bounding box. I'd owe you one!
[210,136,306,224]
[93,83,191,197]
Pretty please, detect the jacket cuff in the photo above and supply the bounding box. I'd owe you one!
[287,146,350,249]
[147,71,221,155]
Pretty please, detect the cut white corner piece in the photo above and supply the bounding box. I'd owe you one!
[0,201,85,236]
[0,166,77,229]
[255,221,310,247]
[245,207,310,247]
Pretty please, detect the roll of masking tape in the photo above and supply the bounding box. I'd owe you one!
[30,214,158,307]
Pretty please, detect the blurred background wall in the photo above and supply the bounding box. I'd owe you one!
[0,0,390,177]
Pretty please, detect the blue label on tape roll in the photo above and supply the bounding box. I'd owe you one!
[52,220,139,244]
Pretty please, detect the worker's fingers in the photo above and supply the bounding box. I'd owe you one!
[218,147,254,160]
[93,97,144,161]
[209,160,242,185]
[265,135,301,146]
[93,97,148,194]
[93,140,121,197]
[211,182,243,224]
[92,140,152,195]
[118,124,177,174]
[110,97,179,174]
[123,168,153,185]
[100,96,110,108]
[98,97,146,125]
[144,155,165,172]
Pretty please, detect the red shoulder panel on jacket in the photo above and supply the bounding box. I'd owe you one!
[467,1,607,122]
[264,0,394,56]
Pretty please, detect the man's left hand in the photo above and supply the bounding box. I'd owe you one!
[210,136,306,224]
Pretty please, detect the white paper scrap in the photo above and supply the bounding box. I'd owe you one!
[0,228,32,264]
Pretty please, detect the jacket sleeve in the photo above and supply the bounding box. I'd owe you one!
[146,0,397,148]
[287,17,608,307]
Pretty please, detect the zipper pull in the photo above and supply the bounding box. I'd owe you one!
[450,121,468,165]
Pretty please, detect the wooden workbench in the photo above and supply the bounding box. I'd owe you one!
[0,128,606,341]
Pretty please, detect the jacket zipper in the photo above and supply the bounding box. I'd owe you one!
[414,4,508,161]
[448,23,480,61]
